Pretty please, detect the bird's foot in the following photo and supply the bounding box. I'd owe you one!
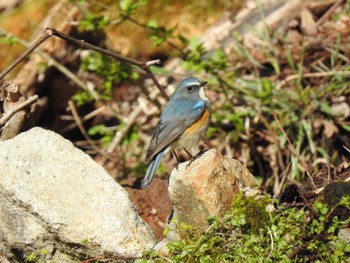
[185,149,209,169]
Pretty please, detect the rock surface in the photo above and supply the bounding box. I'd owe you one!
[0,127,156,262]
[168,149,258,233]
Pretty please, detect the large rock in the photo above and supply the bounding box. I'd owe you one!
[0,127,156,262]
[168,149,258,233]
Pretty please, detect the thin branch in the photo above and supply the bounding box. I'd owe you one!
[68,100,102,154]
[0,95,38,126]
[49,28,142,67]
[0,30,52,80]
[272,112,317,190]
[143,66,169,100]
[106,106,142,154]
[316,0,344,27]
[0,27,93,93]
[144,59,163,68]
[47,28,170,100]
[276,70,350,89]
[287,71,350,80]
[343,145,350,153]
[273,162,292,199]
[59,106,105,134]
[0,28,169,101]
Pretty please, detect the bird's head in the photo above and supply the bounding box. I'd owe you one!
[174,77,208,100]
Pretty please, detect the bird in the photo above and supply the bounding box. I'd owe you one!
[141,77,211,189]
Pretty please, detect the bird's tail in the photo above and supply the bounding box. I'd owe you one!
[141,149,166,189]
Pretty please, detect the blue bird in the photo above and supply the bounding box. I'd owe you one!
[141,77,211,189]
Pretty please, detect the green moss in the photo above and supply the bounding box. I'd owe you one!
[230,193,272,232]
[25,249,55,263]
[143,193,350,262]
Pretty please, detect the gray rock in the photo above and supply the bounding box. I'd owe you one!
[0,127,155,262]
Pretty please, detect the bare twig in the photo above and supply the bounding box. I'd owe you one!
[0,28,169,101]
[287,71,350,80]
[48,28,142,67]
[68,103,117,160]
[47,28,170,100]
[0,31,52,80]
[276,70,350,89]
[0,27,93,93]
[316,0,344,27]
[272,112,317,190]
[106,106,142,154]
[59,106,105,134]
[143,66,169,100]
[343,145,350,153]
[273,162,292,199]
[0,95,38,126]
[68,100,101,154]
[144,59,163,68]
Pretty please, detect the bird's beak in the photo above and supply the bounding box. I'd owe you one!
[201,81,208,87]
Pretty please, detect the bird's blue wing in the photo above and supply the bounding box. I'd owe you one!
[145,99,205,161]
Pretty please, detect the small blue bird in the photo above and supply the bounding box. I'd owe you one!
[141,77,211,188]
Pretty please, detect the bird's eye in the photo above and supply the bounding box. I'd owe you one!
[187,85,195,92]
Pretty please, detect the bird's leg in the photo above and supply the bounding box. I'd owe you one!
[184,149,193,158]
[186,148,198,168]
[172,150,181,171]
[173,150,180,162]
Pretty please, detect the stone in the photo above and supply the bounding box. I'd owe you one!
[0,127,156,262]
[168,149,258,233]
[339,228,350,244]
